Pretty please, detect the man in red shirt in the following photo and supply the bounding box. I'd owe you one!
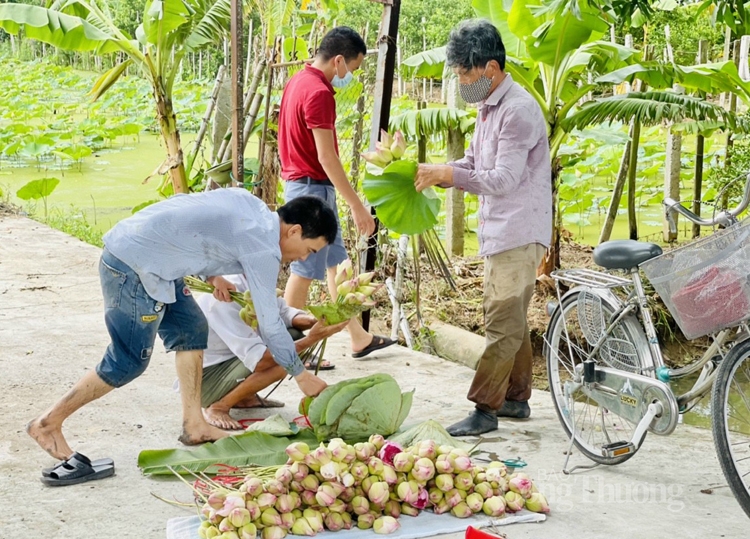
[279,27,394,359]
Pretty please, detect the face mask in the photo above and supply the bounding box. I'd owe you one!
[459,67,493,103]
[331,60,353,88]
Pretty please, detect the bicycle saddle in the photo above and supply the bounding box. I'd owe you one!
[593,240,662,270]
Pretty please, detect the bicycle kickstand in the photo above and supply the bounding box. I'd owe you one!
[562,390,601,475]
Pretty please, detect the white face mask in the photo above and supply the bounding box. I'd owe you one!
[331,59,353,88]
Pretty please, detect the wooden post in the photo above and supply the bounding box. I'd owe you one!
[230,0,244,186]
[663,117,681,242]
[445,77,465,256]
[693,39,709,239]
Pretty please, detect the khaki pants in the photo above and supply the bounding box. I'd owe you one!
[468,243,546,412]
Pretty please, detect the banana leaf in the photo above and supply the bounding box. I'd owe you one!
[307,302,366,325]
[138,430,317,476]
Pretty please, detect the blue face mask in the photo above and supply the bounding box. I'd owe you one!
[331,61,353,88]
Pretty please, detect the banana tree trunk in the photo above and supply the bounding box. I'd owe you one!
[538,161,561,277]
[155,88,189,194]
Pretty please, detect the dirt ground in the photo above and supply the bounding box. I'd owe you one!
[2,215,748,539]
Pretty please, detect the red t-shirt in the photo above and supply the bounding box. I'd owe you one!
[278,65,339,181]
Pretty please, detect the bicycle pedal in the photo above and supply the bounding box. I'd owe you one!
[601,441,635,458]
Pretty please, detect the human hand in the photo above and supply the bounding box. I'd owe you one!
[308,318,350,341]
[352,204,376,237]
[207,275,236,302]
[295,370,328,396]
[414,164,454,192]
[292,314,318,331]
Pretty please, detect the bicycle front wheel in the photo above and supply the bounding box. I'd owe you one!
[712,338,750,519]
[546,288,654,465]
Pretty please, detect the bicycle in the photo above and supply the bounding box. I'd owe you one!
[544,174,750,519]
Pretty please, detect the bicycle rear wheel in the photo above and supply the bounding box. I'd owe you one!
[712,338,750,519]
[546,288,654,465]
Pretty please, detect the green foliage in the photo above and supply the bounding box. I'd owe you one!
[16,177,59,200]
[705,136,750,206]
[44,206,104,246]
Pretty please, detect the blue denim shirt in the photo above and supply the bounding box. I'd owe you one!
[103,188,305,376]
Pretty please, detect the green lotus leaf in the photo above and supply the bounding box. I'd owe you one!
[363,159,441,235]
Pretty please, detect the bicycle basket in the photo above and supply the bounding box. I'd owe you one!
[640,218,750,339]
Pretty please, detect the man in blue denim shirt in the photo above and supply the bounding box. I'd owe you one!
[27,190,338,468]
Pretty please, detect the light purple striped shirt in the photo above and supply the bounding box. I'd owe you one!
[450,74,552,257]
[103,189,305,376]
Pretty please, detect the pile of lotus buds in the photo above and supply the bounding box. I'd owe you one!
[361,130,407,169]
[197,436,549,539]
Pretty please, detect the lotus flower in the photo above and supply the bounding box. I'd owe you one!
[454,472,474,491]
[392,452,414,473]
[219,518,234,533]
[239,523,257,539]
[351,496,370,515]
[334,260,353,286]
[380,129,394,149]
[435,455,453,474]
[428,487,444,505]
[377,464,396,486]
[412,486,429,510]
[289,462,309,482]
[357,512,376,530]
[396,480,419,505]
[474,482,493,499]
[466,493,484,513]
[437,445,454,456]
[525,492,550,513]
[261,508,282,528]
[485,467,504,484]
[400,503,420,517]
[303,509,324,533]
[311,446,332,465]
[361,476,375,495]
[508,476,533,498]
[340,472,356,488]
[208,490,227,510]
[285,442,310,463]
[280,513,295,530]
[228,508,251,528]
[390,131,406,159]
[301,475,319,492]
[300,490,316,507]
[373,515,400,535]
[368,481,390,506]
[444,488,462,508]
[384,499,401,518]
[411,457,435,482]
[320,462,340,481]
[222,532,240,539]
[378,441,403,466]
[504,491,525,512]
[483,496,506,517]
[275,494,295,514]
[218,495,247,517]
[324,512,344,531]
[328,499,347,514]
[368,457,385,476]
[274,466,293,485]
[290,517,315,537]
[350,461,369,481]
[340,512,353,530]
[315,484,337,507]
[361,150,391,169]
[265,480,286,496]
[433,498,451,515]
[416,440,437,459]
[451,455,473,473]
[245,501,261,521]
[336,279,357,297]
[450,501,473,519]
[199,522,220,539]
[369,434,386,450]
[357,272,375,286]
[435,474,454,492]
[261,526,287,539]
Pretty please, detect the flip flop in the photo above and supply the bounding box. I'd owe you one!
[40,452,115,487]
[305,358,335,371]
[42,456,114,478]
[352,335,396,359]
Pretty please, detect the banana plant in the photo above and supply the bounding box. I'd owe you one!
[0,0,231,195]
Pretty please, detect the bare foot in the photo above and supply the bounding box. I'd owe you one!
[178,420,233,445]
[233,395,285,409]
[202,406,243,430]
[26,417,73,461]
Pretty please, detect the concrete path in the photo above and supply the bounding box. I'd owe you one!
[1,215,746,538]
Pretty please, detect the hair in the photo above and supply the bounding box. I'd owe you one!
[446,19,506,72]
[277,196,338,245]
[316,26,367,62]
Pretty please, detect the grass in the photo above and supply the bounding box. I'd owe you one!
[38,205,104,247]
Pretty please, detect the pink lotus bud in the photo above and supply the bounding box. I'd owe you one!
[450,501,473,519]
[350,461,369,481]
[504,491,525,512]
[378,441,403,466]
[390,131,406,159]
[334,260,353,286]
[285,442,310,463]
[444,488,462,508]
[288,492,301,509]
[315,484,336,507]
[245,500,260,521]
[299,490,316,507]
[357,512,376,530]
[328,499,347,514]
[351,495,370,515]
[219,517,234,533]
[239,523,257,539]
[356,285,378,297]
[327,438,348,461]
[261,526,287,539]
[433,498,451,515]
[289,481,303,493]
[525,492,550,513]
[343,292,358,304]
[380,129,394,149]
[484,466,502,483]
[290,517,315,537]
[488,461,508,476]
[311,446,332,465]
[373,515,401,535]
[354,442,376,461]
[411,458,435,482]
[380,464,398,485]
[428,487,444,505]
[361,151,391,169]
[451,455,473,473]
[393,452,414,473]
[482,495,507,517]
[368,457,385,476]
[265,480,286,496]
[474,482,493,499]
[228,507,251,528]
[361,476,375,495]
[274,494,294,514]
[435,474,454,492]
[279,513,295,530]
[261,508,282,528]
[339,512,352,530]
[368,481,390,506]
[256,493,277,510]
[454,472,473,491]
[324,512,344,531]
[275,466,293,485]
[466,493,484,513]
[437,445,453,456]
[435,455,453,474]
[475,471,487,483]
[324,481,345,497]
[289,462,309,482]
[244,477,264,498]
[320,462,340,481]
[508,476,533,498]
[208,490,227,510]
[300,474,319,492]
[218,494,247,517]
[411,486,428,510]
[201,523,221,539]
[341,472,355,488]
[340,486,355,502]
[303,509,324,533]
[416,440,437,459]
[369,434,386,450]
[336,279,356,297]
[397,480,419,505]
[400,503,420,517]
[384,499,401,518]
[357,272,375,286]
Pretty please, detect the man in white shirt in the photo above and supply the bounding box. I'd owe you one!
[196,274,348,429]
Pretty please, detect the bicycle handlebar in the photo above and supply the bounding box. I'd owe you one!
[663,172,750,233]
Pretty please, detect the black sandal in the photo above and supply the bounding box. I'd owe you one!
[41,452,115,487]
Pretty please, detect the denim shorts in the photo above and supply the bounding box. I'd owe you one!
[96,249,208,388]
[284,180,348,281]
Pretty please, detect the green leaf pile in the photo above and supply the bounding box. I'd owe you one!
[308,373,414,442]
